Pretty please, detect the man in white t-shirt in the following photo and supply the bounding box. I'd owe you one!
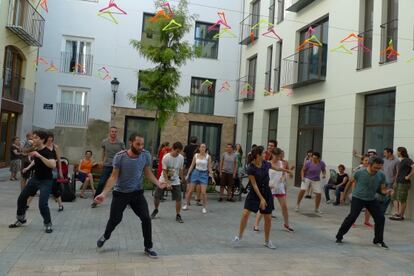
[151,142,185,223]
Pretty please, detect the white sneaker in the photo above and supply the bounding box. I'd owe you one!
[295,206,300,212]
[326,200,333,204]
[202,208,207,214]
[315,209,323,214]
[264,240,276,249]
[232,236,241,247]
[182,204,188,211]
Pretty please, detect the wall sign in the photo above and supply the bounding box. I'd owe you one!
[43,103,53,110]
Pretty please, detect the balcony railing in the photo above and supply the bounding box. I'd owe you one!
[281,46,327,89]
[56,103,89,127]
[237,75,255,101]
[60,52,93,76]
[357,29,373,70]
[6,0,45,46]
[239,14,259,45]
[380,19,398,64]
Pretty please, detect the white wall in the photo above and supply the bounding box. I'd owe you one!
[34,0,242,129]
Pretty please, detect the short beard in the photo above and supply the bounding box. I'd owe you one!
[131,146,141,155]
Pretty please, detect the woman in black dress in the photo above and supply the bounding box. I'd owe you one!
[232,146,293,249]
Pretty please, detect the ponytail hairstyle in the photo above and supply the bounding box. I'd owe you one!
[248,146,264,164]
[397,147,409,158]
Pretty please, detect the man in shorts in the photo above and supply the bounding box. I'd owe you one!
[219,144,237,202]
[151,142,185,223]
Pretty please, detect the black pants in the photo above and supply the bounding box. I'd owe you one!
[94,166,113,198]
[336,197,385,243]
[103,190,153,249]
[17,177,53,225]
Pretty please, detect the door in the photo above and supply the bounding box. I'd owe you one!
[0,111,18,167]
[294,102,325,186]
[188,122,222,161]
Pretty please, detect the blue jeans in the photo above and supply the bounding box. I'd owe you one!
[324,183,344,204]
[94,166,113,198]
[17,177,53,225]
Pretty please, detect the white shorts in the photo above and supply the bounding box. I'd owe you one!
[301,178,322,194]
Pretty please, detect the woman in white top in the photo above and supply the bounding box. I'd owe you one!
[183,144,214,213]
[254,148,294,232]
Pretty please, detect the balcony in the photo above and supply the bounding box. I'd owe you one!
[60,52,93,76]
[239,14,259,45]
[281,46,327,89]
[237,76,255,101]
[286,0,317,13]
[380,19,398,64]
[56,103,89,127]
[6,0,45,47]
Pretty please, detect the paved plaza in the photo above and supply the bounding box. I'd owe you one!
[0,169,413,276]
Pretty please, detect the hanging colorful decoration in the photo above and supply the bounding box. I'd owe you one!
[201,79,214,91]
[208,11,231,32]
[45,62,57,72]
[162,19,182,31]
[98,0,127,24]
[97,67,112,80]
[264,89,276,96]
[218,81,231,92]
[262,27,282,41]
[213,28,237,39]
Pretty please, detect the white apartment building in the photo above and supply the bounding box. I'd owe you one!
[34,0,242,161]
[236,0,414,217]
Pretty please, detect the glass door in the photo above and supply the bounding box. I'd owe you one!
[0,111,18,165]
[189,122,222,161]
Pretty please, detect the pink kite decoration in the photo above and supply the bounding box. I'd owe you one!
[97,67,111,80]
[99,0,127,15]
[218,81,231,92]
[161,2,174,16]
[351,42,371,53]
[208,11,231,32]
[306,26,315,37]
[262,27,282,41]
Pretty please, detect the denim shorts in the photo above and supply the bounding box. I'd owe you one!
[190,169,209,185]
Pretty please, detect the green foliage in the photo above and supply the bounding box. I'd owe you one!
[128,0,200,129]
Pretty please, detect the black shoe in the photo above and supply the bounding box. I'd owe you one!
[160,197,166,202]
[25,205,29,210]
[333,202,340,206]
[144,248,158,259]
[45,223,53,234]
[151,209,159,219]
[374,241,389,250]
[9,219,27,228]
[226,198,236,202]
[305,195,312,199]
[218,198,223,202]
[58,205,64,212]
[271,215,277,219]
[97,235,107,248]
[335,239,343,244]
[176,214,184,223]
[91,202,98,208]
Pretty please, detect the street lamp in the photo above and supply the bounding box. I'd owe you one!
[111,77,120,105]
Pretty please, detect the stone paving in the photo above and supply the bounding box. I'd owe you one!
[0,168,413,276]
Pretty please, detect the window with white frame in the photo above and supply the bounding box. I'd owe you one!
[56,87,89,127]
[61,37,93,75]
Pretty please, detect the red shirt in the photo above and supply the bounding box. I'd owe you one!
[157,147,171,178]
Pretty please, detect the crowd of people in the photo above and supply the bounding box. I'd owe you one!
[6,127,414,256]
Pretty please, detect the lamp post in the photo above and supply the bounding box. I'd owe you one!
[111,77,120,105]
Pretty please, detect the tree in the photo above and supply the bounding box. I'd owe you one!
[129,0,200,133]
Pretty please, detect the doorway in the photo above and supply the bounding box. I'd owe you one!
[0,111,18,167]
[294,102,325,187]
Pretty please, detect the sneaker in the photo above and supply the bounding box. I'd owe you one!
[295,206,300,212]
[389,215,403,221]
[232,236,241,247]
[8,219,27,228]
[335,239,343,244]
[271,214,277,219]
[97,235,107,248]
[144,248,158,258]
[326,200,333,204]
[333,202,340,206]
[176,214,184,223]
[196,201,203,206]
[364,222,374,228]
[58,205,64,212]
[283,224,294,233]
[182,204,188,211]
[374,241,389,250]
[25,205,29,210]
[315,209,323,214]
[150,209,158,219]
[91,202,98,208]
[202,208,207,214]
[264,240,276,250]
[160,197,166,202]
[45,223,53,234]
[226,198,236,202]
[253,226,260,232]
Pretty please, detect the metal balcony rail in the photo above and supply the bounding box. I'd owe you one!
[6,0,45,46]
[380,19,398,64]
[239,14,260,45]
[56,103,89,127]
[281,46,327,89]
[60,52,94,76]
[237,75,255,101]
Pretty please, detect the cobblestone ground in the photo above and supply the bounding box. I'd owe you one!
[0,169,413,276]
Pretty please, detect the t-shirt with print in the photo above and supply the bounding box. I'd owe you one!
[352,169,385,201]
[304,161,326,181]
[112,150,151,193]
[396,158,414,184]
[382,157,399,185]
[222,152,236,174]
[102,138,125,167]
[33,147,57,180]
[159,153,184,186]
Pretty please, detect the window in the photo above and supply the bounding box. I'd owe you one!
[56,87,89,127]
[195,22,219,59]
[189,122,222,161]
[277,0,285,23]
[265,46,273,91]
[363,91,395,157]
[246,113,254,153]
[269,0,276,25]
[268,109,278,141]
[251,0,261,38]
[380,0,398,63]
[2,46,23,102]
[189,77,215,114]
[136,70,149,109]
[247,55,257,92]
[298,17,329,83]
[358,0,374,69]
[274,41,283,92]
[61,38,93,75]
[141,13,161,46]
[125,116,159,156]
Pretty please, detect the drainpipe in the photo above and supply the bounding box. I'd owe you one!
[235,0,246,142]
